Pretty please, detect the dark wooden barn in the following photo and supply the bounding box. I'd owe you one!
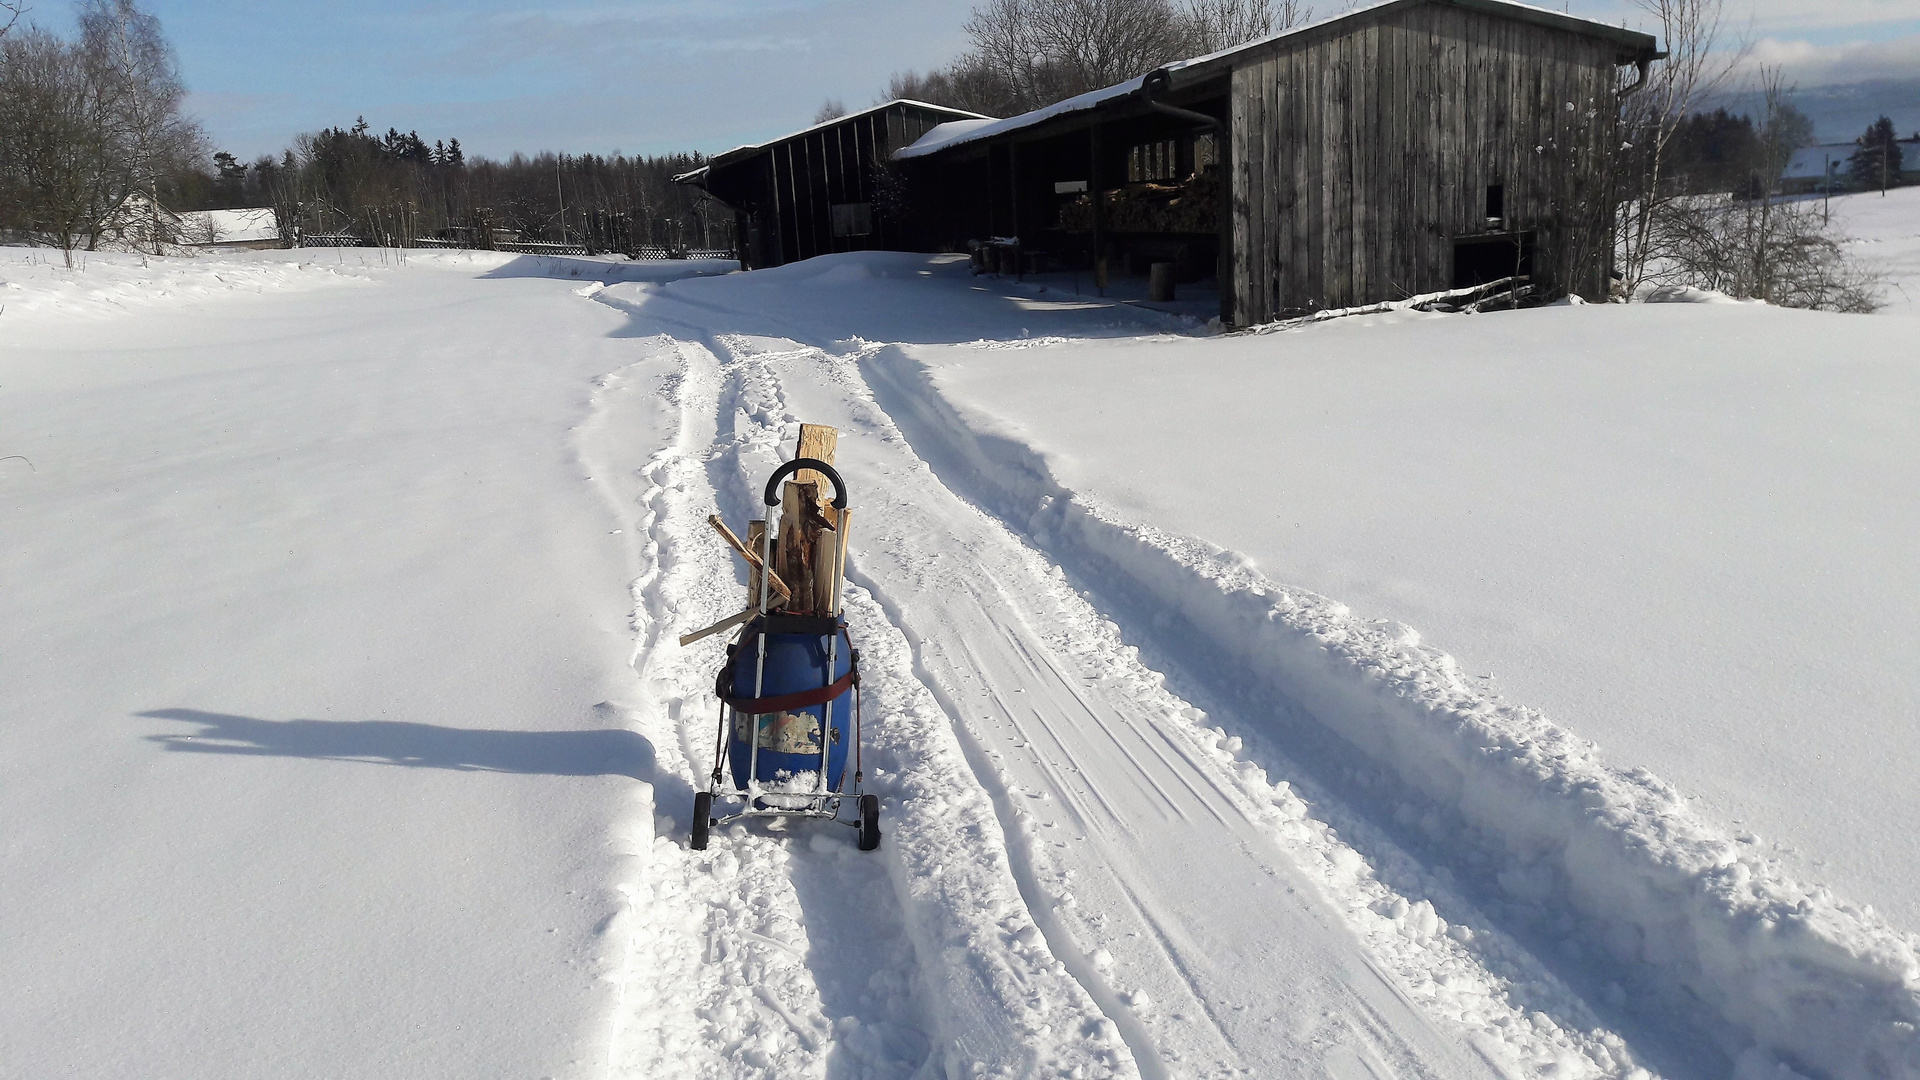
[675,100,989,270]
[894,0,1660,324]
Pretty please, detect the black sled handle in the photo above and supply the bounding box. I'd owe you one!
[764,457,848,510]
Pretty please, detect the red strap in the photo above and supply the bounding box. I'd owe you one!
[724,668,856,715]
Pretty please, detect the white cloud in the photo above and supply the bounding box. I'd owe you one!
[1744,32,1920,84]
[1738,0,1920,34]
[1564,0,1920,40]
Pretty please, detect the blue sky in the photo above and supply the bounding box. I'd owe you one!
[33,0,1920,161]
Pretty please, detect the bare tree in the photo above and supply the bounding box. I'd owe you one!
[893,0,1304,118]
[1638,65,1882,312]
[80,0,204,253]
[886,58,1026,117]
[1182,0,1311,55]
[1615,0,1749,297]
[0,29,122,263]
[813,99,847,124]
[1649,195,1881,312]
[966,0,1189,112]
[1,1,25,40]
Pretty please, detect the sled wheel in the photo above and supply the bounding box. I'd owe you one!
[691,792,713,850]
[857,794,881,851]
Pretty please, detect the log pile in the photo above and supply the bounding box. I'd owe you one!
[1057,165,1220,235]
[680,423,850,646]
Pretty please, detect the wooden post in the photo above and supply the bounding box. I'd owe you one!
[831,508,852,616]
[710,514,790,604]
[745,519,768,607]
[1091,124,1106,295]
[794,424,838,494]
[1010,142,1022,278]
[772,423,842,615]
[777,483,815,612]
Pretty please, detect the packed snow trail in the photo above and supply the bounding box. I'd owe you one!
[746,338,1504,1080]
[587,335,941,1080]
[596,261,1656,1080]
[593,329,1137,1078]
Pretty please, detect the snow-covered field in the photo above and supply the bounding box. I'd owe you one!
[1835,185,1920,315]
[2,230,1916,1080]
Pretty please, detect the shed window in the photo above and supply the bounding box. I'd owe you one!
[831,202,872,237]
[1194,133,1218,173]
[1129,139,1179,182]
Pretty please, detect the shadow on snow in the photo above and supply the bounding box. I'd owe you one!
[139,707,656,779]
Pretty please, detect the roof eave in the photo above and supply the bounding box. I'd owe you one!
[704,99,996,173]
[1169,0,1658,89]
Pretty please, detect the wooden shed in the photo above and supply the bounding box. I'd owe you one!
[895,0,1660,325]
[675,100,989,270]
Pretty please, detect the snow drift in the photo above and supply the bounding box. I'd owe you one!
[863,344,1920,1080]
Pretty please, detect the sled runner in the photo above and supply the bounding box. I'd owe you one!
[683,426,879,852]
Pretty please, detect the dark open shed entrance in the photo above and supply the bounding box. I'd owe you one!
[899,83,1232,303]
[1452,234,1535,289]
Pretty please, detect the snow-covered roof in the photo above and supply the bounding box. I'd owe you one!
[1783,140,1920,180]
[903,119,1000,158]
[1783,144,1853,180]
[189,207,280,244]
[897,0,1660,161]
[691,99,995,179]
[898,82,1149,160]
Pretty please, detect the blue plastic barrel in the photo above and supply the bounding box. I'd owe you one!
[725,624,852,792]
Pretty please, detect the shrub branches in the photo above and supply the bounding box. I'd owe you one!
[0,0,203,264]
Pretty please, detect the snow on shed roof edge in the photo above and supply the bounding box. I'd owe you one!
[676,99,996,184]
[897,0,1660,161]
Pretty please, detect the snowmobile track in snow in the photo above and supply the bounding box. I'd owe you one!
[589,263,1920,1080]
[666,324,1649,1080]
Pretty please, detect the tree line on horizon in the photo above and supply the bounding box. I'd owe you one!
[0,0,730,257]
[0,0,1902,307]
[1663,106,1910,196]
[211,118,730,254]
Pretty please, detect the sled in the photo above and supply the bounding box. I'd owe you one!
[683,426,879,852]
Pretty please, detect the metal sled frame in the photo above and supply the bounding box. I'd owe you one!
[702,457,865,833]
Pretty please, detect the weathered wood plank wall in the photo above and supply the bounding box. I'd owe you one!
[761,105,954,266]
[1230,2,1621,324]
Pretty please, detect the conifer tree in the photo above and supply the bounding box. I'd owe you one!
[1848,116,1902,193]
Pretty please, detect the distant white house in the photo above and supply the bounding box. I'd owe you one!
[101,191,183,249]
[1782,139,1920,194]
[101,196,282,249]
[181,207,282,248]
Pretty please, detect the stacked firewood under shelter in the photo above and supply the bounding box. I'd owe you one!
[1057,164,1222,236]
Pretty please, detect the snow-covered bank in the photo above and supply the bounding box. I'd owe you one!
[0,246,376,321]
[0,247,733,325]
[0,250,719,1078]
[861,303,1920,1080]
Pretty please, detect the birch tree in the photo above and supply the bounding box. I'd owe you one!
[80,0,202,252]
